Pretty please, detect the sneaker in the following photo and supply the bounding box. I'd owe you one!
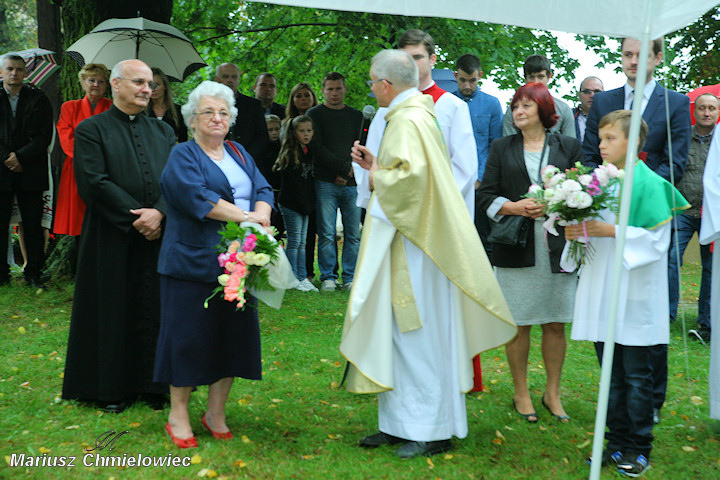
[586,449,623,467]
[342,281,353,291]
[299,279,319,292]
[320,279,336,292]
[617,453,650,477]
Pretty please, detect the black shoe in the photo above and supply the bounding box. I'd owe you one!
[512,399,538,423]
[541,394,570,422]
[652,408,660,425]
[617,453,650,477]
[101,401,130,414]
[689,329,711,344]
[395,439,453,458]
[586,449,623,467]
[359,431,406,448]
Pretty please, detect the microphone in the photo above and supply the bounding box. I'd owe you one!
[358,105,376,145]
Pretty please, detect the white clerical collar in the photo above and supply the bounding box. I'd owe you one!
[624,79,656,106]
[419,80,435,91]
[389,88,421,109]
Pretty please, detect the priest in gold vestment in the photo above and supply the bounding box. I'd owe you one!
[341,50,517,458]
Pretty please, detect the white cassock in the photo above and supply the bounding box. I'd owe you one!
[699,125,720,420]
[561,206,671,347]
[354,83,478,215]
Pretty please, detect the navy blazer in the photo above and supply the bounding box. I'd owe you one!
[582,84,690,182]
[157,140,274,283]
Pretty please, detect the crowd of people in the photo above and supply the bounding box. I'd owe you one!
[1,26,718,477]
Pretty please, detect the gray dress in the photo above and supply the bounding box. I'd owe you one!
[495,149,577,326]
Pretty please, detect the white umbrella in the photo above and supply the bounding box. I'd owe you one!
[66,17,206,82]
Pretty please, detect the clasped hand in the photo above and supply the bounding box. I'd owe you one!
[564,220,615,240]
[4,152,22,173]
[513,198,544,219]
[130,208,164,241]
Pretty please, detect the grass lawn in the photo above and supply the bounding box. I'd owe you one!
[0,262,717,479]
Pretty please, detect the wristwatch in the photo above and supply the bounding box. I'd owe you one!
[243,210,249,222]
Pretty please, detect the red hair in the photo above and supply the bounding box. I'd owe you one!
[510,82,558,130]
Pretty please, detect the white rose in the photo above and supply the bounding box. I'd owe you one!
[560,179,582,193]
[578,174,593,186]
[594,167,609,187]
[541,165,559,183]
[253,253,271,266]
[547,173,566,188]
[217,274,230,286]
[605,162,620,178]
[565,191,593,209]
[617,169,625,180]
[244,251,258,265]
[548,188,566,205]
[528,183,543,194]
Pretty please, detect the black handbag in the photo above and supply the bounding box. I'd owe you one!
[487,133,550,249]
[487,215,532,247]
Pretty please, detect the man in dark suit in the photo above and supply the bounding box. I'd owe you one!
[572,76,603,142]
[0,54,53,288]
[582,37,690,182]
[582,37,691,425]
[254,72,285,119]
[215,63,268,159]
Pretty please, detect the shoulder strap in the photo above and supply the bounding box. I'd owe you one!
[224,140,246,165]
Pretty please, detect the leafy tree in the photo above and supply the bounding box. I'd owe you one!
[671,6,720,92]
[171,2,580,106]
[0,0,37,52]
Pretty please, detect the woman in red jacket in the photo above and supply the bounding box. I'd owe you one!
[54,63,112,235]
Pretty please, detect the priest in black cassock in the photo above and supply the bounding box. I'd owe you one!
[61,59,175,413]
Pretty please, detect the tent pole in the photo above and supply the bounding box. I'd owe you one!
[588,4,654,479]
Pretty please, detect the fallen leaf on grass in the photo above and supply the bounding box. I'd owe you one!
[271,398,284,403]
[491,438,503,445]
[241,435,251,444]
[301,455,313,460]
[330,381,339,388]
[59,372,64,379]
[235,459,247,468]
[426,457,434,469]
[17,327,26,334]
[563,457,569,464]
[190,454,202,464]
[65,425,79,429]
[443,454,453,460]
[681,414,690,421]
[691,396,703,406]
[198,468,218,477]
[539,425,547,431]
[19,381,30,387]
[682,446,697,452]
[495,430,505,440]
[577,439,591,449]
[238,398,248,406]
[129,422,141,428]
[38,447,51,454]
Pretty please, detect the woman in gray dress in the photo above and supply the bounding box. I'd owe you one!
[477,83,582,423]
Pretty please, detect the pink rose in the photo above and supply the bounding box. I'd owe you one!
[225,262,236,273]
[217,253,230,267]
[243,234,257,252]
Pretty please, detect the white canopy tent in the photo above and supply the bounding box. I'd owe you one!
[253,1,719,478]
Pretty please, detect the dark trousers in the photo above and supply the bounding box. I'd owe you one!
[595,342,654,458]
[649,343,667,410]
[0,190,44,281]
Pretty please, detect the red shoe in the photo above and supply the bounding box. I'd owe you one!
[202,414,234,440]
[165,422,198,448]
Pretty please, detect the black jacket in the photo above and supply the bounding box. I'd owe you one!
[477,132,583,271]
[0,85,53,191]
[227,92,269,161]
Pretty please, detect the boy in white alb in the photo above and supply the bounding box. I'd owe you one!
[562,110,688,477]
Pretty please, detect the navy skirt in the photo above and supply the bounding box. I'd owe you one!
[153,275,262,387]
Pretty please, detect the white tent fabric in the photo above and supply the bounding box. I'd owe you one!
[260,0,716,38]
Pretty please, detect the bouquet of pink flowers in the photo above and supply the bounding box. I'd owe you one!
[204,222,281,310]
[524,161,623,263]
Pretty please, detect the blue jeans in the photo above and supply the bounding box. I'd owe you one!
[595,342,654,458]
[668,214,712,331]
[315,180,360,283]
[279,205,308,281]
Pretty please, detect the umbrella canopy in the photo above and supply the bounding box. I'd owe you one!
[66,17,206,82]
[0,48,60,87]
[688,84,720,125]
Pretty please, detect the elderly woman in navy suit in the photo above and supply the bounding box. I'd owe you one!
[477,83,582,424]
[153,81,274,448]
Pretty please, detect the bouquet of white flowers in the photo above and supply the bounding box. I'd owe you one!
[524,161,623,264]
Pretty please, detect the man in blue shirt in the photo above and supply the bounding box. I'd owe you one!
[452,54,502,253]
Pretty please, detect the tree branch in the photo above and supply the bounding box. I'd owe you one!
[192,22,341,43]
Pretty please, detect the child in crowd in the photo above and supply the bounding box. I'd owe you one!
[563,110,688,477]
[273,115,318,292]
[258,114,285,237]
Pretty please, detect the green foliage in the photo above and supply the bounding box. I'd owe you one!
[671,6,720,92]
[0,0,37,52]
[170,2,580,107]
[58,0,99,102]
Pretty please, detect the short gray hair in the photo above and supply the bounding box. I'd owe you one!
[371,50,418,90]
[109,62,125,82]
[181,80,238,130]
[1,53,25,67]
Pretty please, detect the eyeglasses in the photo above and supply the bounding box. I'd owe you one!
[118,77,159,90]
[366,78,392,87]
[196,110,231,120]
[580,89,603,94]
